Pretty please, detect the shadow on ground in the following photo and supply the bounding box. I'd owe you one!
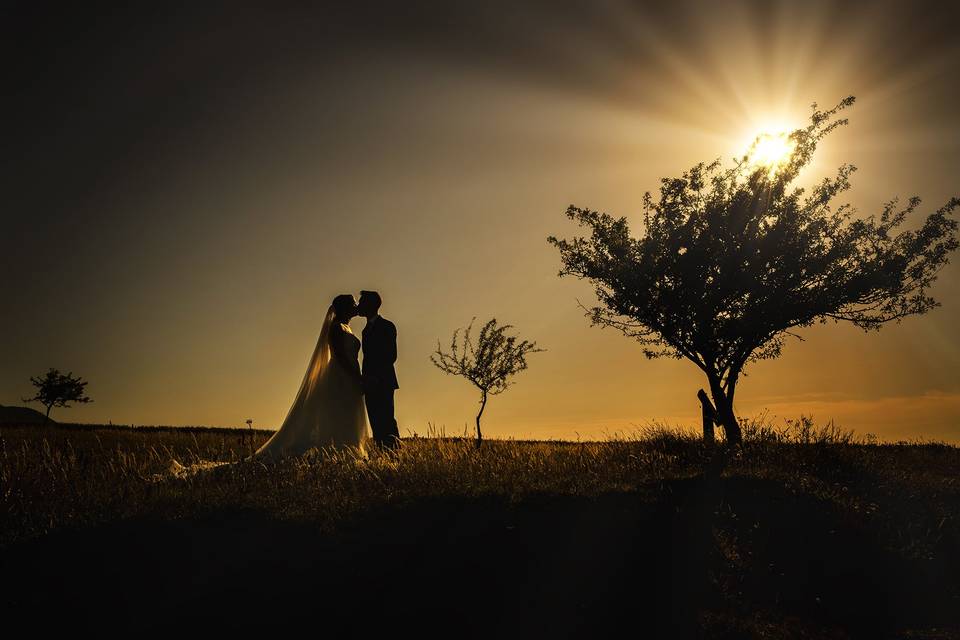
[2,477,956,638]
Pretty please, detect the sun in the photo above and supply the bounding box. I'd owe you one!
[745,130,797,175]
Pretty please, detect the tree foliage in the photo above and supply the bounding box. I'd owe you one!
[23,368,93,422]
[431,318,544,446]
[547,95,958,445]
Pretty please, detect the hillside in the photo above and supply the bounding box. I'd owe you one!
[0,404,51,425]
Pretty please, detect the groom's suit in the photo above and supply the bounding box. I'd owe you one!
[361,314,400,449]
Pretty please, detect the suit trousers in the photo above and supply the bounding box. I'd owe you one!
[365,385,400,449]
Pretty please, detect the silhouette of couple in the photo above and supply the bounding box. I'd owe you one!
[252,290,400,460]
[165,291,398,479]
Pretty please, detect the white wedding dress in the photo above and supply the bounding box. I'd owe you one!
[252,308,369,460]
[163,307,369,480]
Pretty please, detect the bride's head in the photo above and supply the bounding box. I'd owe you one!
[331,294,357,322]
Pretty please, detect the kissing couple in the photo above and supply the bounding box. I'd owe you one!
[166,290,399,480]
[251,290,401,460]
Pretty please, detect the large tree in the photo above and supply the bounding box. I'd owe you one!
[547,96,958,445]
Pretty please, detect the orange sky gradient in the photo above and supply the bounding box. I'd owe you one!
[4,1,959,442]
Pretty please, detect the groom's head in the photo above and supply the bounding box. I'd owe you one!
[357,290,381,317]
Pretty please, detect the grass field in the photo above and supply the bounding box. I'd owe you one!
[1,418,958,637]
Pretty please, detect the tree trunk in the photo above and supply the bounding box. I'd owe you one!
[707,379,742,446]
[716,398,742,446]
[45,404,53,424]
[475,392,487,448]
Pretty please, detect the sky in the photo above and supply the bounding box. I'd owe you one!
[3,0,959,442]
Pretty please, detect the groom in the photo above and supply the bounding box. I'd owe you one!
[357,290,401,451]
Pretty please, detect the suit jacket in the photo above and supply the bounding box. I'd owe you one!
[361,316,399,390]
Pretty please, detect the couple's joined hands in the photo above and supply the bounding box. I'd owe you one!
[348,367,382,394]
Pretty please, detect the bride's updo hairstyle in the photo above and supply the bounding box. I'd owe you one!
[332,294,356,320]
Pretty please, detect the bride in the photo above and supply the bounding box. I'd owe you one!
[166,294,370,479]
[250,293,369,460]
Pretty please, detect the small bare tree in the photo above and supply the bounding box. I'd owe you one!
[431,318,544,447]
[23,368,93,423]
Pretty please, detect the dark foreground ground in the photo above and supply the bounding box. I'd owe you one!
[1,422,958,638]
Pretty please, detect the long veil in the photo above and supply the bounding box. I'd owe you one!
[249,305,337,459]
[279,305,336,423]
[158,306,338,481]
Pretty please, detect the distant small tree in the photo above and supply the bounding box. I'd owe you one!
[22,368,93,422]
[547,95,959,445]
[431,318,544,447]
